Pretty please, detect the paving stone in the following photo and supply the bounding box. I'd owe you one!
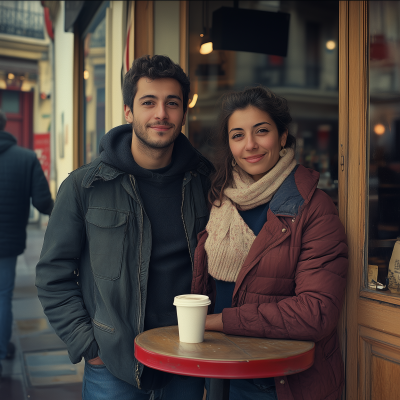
[24,350,84,387]
[0,376,26,400]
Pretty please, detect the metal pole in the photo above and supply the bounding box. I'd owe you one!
[208,379,230,400]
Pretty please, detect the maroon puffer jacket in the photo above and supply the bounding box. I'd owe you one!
[191,165,348,400]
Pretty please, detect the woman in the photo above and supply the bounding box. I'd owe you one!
[191,87,348,400]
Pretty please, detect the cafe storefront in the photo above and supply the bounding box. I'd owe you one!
[66,1,400,398]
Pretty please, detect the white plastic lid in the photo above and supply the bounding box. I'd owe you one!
[173,294,211,307]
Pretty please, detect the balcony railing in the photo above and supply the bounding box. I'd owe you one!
[0,1,44,39]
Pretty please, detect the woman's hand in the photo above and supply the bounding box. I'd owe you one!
[87,356,104,365]
[205,313,224,332]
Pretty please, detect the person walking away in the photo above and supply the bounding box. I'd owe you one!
[0,110,53,377]
[36,55,213,400]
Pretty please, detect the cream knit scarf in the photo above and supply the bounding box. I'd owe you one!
[205,148,296,282]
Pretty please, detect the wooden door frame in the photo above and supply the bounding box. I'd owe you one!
[339,1,369,399]
[73,25,84,170]
[134,1,154,59]
[337,4,349,387]
[179,0,188,75]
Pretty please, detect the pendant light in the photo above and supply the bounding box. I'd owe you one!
[200,1,213,55]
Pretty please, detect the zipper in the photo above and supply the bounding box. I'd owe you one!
[181,185,194,270]
[129,175,143,389]
[135,363,141,389]
[92,319,115,333]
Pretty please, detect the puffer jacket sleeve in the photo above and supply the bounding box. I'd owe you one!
[35,173,98,363]
[222,193,348,342]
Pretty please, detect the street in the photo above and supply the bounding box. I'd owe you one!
[1,224,82,399]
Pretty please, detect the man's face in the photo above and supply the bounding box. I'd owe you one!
[124,77,186,149]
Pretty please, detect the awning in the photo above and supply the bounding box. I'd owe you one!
[0,56,38,74]
[64,1,84,32]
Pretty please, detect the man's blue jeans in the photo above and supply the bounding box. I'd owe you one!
[0,256,17,360]
[82,363,205,400]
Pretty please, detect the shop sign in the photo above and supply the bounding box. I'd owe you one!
[34,132,51,183]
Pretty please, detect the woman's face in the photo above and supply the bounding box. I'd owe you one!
[228,106,288,181]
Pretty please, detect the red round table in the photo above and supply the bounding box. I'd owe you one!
[135,326,315,399]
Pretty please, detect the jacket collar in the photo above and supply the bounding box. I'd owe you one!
[270,165,320,217]
[81,158,124,188]
[81,156,213,189]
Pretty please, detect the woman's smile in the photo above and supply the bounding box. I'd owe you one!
[244,154,265,163]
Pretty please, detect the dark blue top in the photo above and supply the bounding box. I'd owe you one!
[214,201,274,388]
[213,202,270,314]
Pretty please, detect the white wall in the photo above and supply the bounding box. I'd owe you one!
[53,1,74,189]
[105,1,126,133]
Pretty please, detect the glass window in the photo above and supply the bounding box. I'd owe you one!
[82,2,109,164]
[188,1,339,204]
[367,1,400,296]
[1,90,20,113]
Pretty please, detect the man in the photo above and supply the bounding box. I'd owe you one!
[36,55,213,399]
[0,110,53,376]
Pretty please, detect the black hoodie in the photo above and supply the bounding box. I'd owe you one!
[0,130,17,154]
[0,131,53,257]
[99,124,208,388]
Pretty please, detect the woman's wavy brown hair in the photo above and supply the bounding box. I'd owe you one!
[208,86,296,207]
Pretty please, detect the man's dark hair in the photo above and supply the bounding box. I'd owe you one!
[0,110,7,131]
[123,55,190,115]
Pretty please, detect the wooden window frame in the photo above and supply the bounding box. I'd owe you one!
[72,1,106,169]
[134,1,154,59]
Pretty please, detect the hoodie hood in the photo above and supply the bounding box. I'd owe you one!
[99,124,208,179]
[0,131,17,154]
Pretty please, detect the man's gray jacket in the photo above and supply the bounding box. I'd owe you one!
[36,154,212,388]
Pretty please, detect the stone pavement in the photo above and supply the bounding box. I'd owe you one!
[1,224,82,400]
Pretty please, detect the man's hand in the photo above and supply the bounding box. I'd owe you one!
[87,356,104,365]
[205,313,223,332]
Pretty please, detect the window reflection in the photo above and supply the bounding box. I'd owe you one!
[368,1,400,295]
[188,0,339,203]
[82,2,109,164]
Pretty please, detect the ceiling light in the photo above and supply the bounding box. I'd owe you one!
[8,73,15,80]
[200,42,213,55]
[200,1,213,55]
[326,40,336,50]
[188,94,198,108]
[374,123,385,135]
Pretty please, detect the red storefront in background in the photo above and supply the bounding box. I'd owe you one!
[34,132,50,183]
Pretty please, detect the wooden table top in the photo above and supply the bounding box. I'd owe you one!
[135,326,315,379]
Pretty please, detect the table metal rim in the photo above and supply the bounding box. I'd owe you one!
[134,343,316,379]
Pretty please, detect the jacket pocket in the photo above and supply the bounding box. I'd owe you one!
[92,318,115,334]
[86,207,128,280]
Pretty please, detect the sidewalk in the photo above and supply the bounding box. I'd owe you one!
[1,224,82,400]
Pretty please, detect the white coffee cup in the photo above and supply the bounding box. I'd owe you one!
[173,294,211,343]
